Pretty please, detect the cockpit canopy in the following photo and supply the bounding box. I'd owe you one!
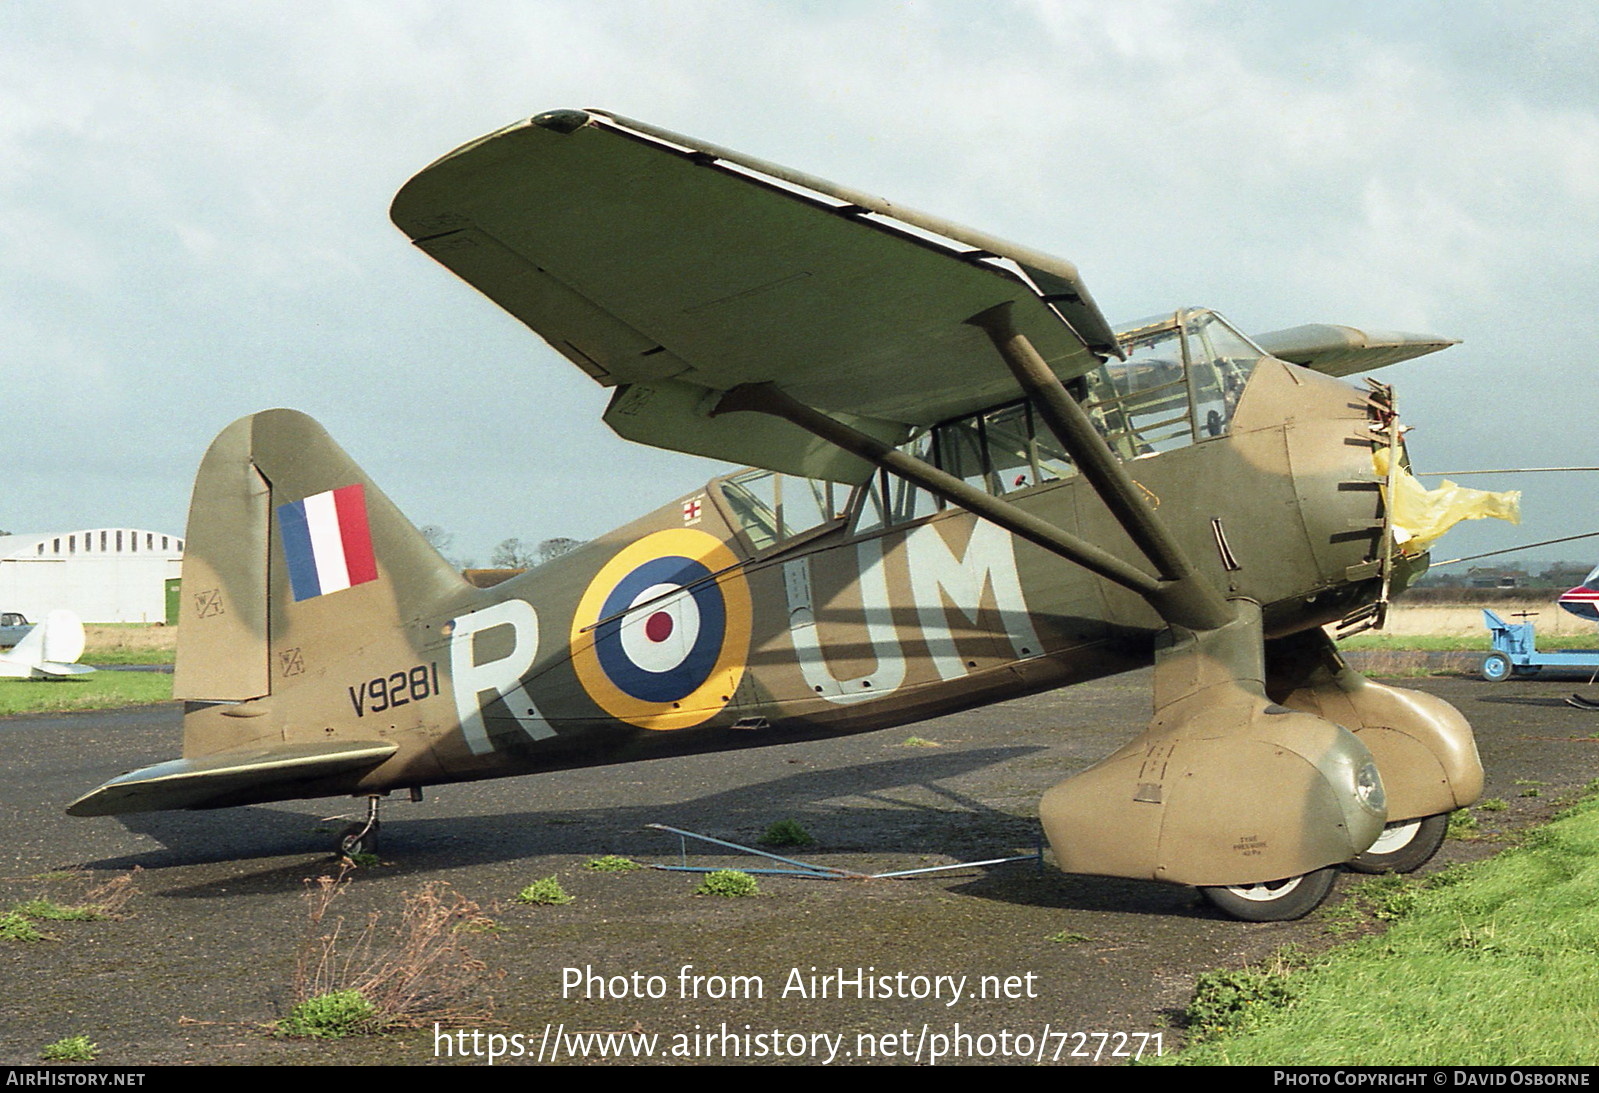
[716,308,1270,551]
[1097,307,1269,457]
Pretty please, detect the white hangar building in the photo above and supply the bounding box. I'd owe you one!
[0,528,184,624]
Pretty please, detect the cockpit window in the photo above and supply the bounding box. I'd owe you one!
[719,468,848,551]
[1086,308,1266,458]
[1086,324,1193,457]
[731,309,1268,543]
[1184,310,1262,438]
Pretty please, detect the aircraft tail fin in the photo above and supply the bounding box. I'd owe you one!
[175,409,474,704]
[0,610,92,678]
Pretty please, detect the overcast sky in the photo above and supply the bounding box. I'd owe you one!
[3,1,1594,576]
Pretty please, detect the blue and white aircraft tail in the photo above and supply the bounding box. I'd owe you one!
[0,609,94,679]
[1558,563,1599,624]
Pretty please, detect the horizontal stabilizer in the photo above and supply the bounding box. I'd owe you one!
[1252,323,1458,377]
[66,740,398,816]
[32,662,95,678]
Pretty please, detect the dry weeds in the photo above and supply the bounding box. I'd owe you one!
[293,869,498,1029]
[81,867,140,918]
[1382,602,1597,639]
[82,625,178,659]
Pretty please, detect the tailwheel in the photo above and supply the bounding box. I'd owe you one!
[1347,813,1448,874]
[1200,866,1339,922]
[336,795,383,859]
[338,819,380,858]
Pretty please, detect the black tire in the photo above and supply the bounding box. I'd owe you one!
[1348,813,1449,874]
[338,820,380,858]
[1480,653,1512,682]
[1200,866,1339,922]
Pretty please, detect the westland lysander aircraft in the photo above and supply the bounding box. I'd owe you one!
[72,110,1514,920]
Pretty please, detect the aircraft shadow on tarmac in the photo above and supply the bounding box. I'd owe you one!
[92,744,1054,875]
[84,741,1244,918]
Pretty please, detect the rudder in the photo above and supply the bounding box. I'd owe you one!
[174,409,472,705]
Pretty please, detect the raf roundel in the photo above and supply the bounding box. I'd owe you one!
[571,529,752,730]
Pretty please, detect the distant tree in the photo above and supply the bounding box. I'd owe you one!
[538,537,584,564]
[490,537,539,569]
[419,524,454,555]
[487,536,584,569]
[418,524,473,570]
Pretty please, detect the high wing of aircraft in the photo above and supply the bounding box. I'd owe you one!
[70,110,1504,921]
[1,609,94,679]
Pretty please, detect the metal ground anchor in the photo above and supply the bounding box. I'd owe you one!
[644,822,1042,880]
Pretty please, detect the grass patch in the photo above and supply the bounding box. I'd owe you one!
[39,1035,98,1063]
[1185,967,1296,1043]
[901,736,940,747]
[1319,874,1426,938]
[1165,791,1599,1064]
[759,819,816,847]
[1479,798,1508,813]
[0,912,44,942]
[696,870,759,898]
[1047,930,1094,945]
[584,855,643,873]
[515,877,573,905]
[0,672,171,715]
[12,899,104,922]
[276,990,380,1039]
[1338,634,1493,652]
[13,868,141,925]
[1447,809,1481,839]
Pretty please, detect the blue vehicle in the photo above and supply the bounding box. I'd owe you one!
[0,612,31,647]
[1481,608,1599,681]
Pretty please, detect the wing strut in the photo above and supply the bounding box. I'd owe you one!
[714,383,1231,632]
[968,303,1233,632]
[714,383,1161,596]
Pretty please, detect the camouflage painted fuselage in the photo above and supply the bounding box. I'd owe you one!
[164,356,1390,808]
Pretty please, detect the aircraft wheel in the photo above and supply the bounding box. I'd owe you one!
[338,820,380,858]
[1200,866,1338,922]
[1480,653,1512,682]
[1348,813,1448,874]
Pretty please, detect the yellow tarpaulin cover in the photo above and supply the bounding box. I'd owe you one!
[1376,449,1521,556]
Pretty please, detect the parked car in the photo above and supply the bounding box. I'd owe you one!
[0,612,33,647]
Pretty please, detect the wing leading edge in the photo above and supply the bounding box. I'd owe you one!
[1252,323,1460,377]
[66,741,399,816]
[391,109,1119,482]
